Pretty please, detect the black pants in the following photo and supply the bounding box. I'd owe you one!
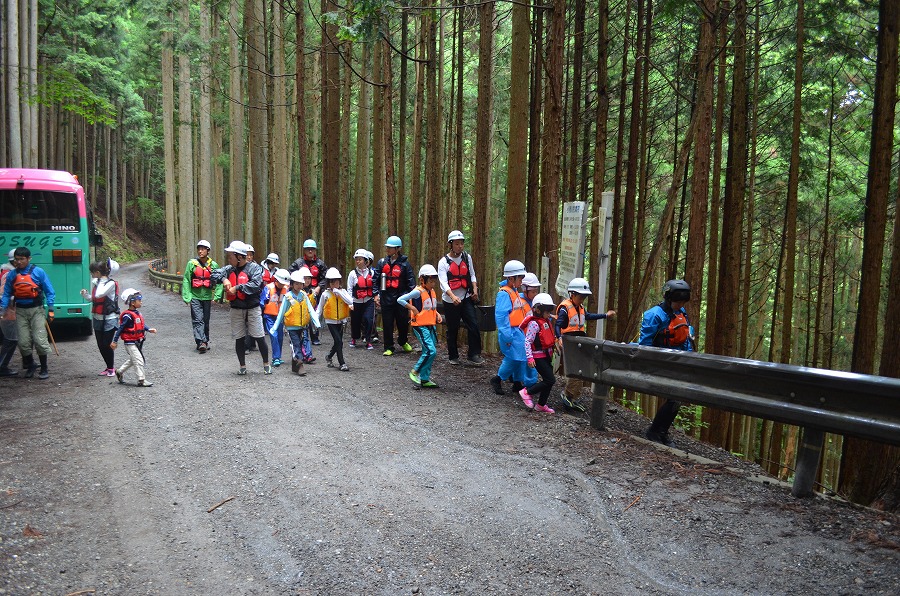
[236,337,268,367]
[649,399,681,435]
[350,300,375,343]
[94,326,116,369]
[326,323,345,365]
[444,297,482,361]
[526,357,555,406]
[380,298,409,351]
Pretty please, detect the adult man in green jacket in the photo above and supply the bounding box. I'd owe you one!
[182,240,223,353]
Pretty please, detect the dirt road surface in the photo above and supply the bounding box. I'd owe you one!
[1,263,897,595]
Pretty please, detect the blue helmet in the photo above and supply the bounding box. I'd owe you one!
[303,239,317,250]
[385,236,402,248]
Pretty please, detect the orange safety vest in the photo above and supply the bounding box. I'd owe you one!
[558,299,586,334]
[411,286,438,327]
[502,285,530,328]
[262,282,287,316]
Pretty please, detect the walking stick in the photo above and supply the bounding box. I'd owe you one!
[45,320,60,356]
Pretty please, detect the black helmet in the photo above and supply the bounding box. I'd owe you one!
[663,279,691,302]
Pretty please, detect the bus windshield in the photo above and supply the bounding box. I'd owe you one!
[0,189,81,232]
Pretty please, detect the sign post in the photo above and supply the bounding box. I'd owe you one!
[591,191,614,431]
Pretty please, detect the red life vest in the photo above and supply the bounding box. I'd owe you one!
[306,260,321,287]
[191,260,212,289]
[654,309,691,348]
[353,270,374,299]
[520,314,556,356]
[92,280,119,316]
[262,268,274,285]
[13,266,42,301]
[445,253,470,290]
[227,269,249,301]
[120,310,145,342]
[382,261,402,290]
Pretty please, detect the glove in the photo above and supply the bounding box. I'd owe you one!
[48,309,55,322]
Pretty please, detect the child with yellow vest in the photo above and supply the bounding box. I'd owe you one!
[269,269,319,375]
[316,267,354,371]
[261,268,290,366]
[555,277,616,411]
[490,260,531,396]
[399,264,444,388]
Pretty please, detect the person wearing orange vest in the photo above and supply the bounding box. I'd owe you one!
[210,240,271,375]
[639,279,694,445]
[81,258,120,376]
[518,293,558,413]
[182,240,222,354]
[438,230,483,366]
[316,267,354,371]
[0,246,56,379]
[261,268,290,367]
[347,249,376,349]
[110,288,157,387]
[373,236,416,356]
[399,264,444,388]
[555,277,616,411]
[489,260,530,396]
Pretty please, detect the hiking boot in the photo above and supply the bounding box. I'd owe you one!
[339,364,349,372]
[383,349,394,357]
[518,387,534,409]
[138,379,154,387]
[489,375,504,395]
[448,358,460,365]
[467,355,484,365]
[264,365,273,375]
[421,380,439,388]
[534,404,555,414]
[0,367,19,377]
[409,369,421,384]
[645,429,674,446]
[23,356,36,379]
[401,343,413,353]
[511,381,524,393]
[115,369,124,384]
[292,359,301,373]
[38,367,49,380]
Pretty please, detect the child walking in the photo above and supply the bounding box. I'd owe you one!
[518,293,558,413]
[81,258,120,376]
[111,288,157,386]
[316,267,354,371]
[490,260,530,395]
[261,268,290,366]
[399,264,443,388]
[347,249,376,349]
[269,269,319,375]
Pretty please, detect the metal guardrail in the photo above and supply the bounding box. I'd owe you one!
[148,258,183,293]
[562,337,900,497]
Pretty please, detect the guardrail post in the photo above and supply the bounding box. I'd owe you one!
[590,383,610,430]
[791,427,825,498]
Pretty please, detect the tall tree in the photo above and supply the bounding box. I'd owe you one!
[199,0,215,244]
[6,0,23,166]
[246,0,269,247]
[475,1,496,266]
[177,2,195,268]
[229,0,246,243]
[540,0,565,290]
[505,0,529,262]
[162,20,177,265]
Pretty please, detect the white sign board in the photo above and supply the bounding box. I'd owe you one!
[555,201,588,297]
[540,255,550,290]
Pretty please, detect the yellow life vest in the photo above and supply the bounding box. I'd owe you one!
[323,290,350,320]
[284,294,311,327]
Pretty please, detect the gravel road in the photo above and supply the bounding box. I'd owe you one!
[1,262,897,595]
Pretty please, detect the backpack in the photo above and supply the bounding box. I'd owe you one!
[13,265,42,301]
[652,304,691,348]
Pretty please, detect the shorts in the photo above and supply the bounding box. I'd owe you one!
[230,306,265,340]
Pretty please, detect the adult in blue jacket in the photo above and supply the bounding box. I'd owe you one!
[639,279,694,445]
[0,246,56,379]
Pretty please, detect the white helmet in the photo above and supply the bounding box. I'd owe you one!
[196,239,211,249]
[120,288,140,303]
[265,253,280,264]
[273,268,291,285]
[325,267,342,280]
[244,244,255,254]
[447,230,465,243]
[107,258,120,277]
[365,250,375,262]
[224,240,248,255]
[567,277,592,295]
[353,248,369,260]
[289,270,307,284]
[7,249,15,262]
[532,293,555,309]
[503,260,527,277]
[418,264,438,278]
[521,272,541,288]
[297,266,312,279]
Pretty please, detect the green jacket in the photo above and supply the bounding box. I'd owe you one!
[182,257,223,302]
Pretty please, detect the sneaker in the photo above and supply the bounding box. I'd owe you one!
[366,343,374,350]
[518,387,534,409]
[489,375,504,395]
[467,354,484,365]
[98,368,112,376]
[0,367,19,377]
[272,359,282,367]
[245,348,252,355]
[534,404,555,414]
[198,343,208,354]
[237,367,247,376]
[303,357,316,364]
[38,368,49,380]
[264,365,273,375]
[401,343,413,353]
[560,393,586,411]
[349,339,357,348]
[326,357,335,368]
[138,379,154,387]
[383,349,394,357]
[409,369,421,384]
[448,358,460,365]
[371,336,380,344]
[115,369,124,384]
[339,364,349,372]
[421,380,439,388]
[312,340,321,346]
[105,368,117,377]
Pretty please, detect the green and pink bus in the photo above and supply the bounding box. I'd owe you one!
[0,168,103,333]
